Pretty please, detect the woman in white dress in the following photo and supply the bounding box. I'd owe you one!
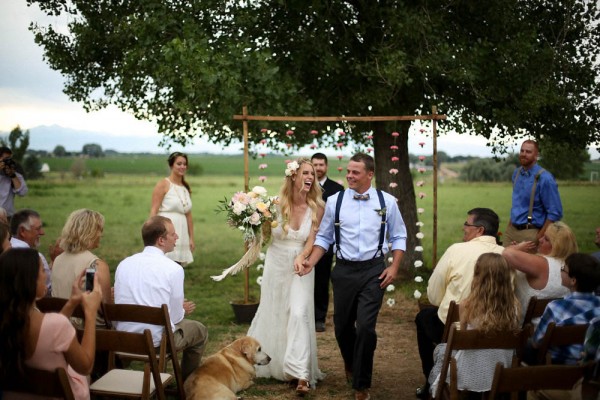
[503,221,577,312]
[248,157,325,396]
[429,253,521,396]
[150,152,194,265]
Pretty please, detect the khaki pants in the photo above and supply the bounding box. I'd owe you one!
[503,224,539,247]
[173,319,208,380]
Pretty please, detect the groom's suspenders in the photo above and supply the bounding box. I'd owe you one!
[334,190,386,260]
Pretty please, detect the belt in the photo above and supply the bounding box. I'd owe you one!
[336,256,384,267]
[512,223,540,230]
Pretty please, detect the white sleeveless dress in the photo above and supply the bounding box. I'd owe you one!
[514,255,569,315]
[158,178,193,264]
[247,209,325,387]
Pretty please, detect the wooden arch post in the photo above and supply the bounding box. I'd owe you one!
[236,106,447,277]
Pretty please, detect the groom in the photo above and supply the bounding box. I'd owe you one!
[303,153,407,400]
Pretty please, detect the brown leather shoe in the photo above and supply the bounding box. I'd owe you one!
[355,389,371,400]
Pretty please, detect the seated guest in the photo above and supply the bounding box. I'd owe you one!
[592,227,600,262]
[51,209,112,325]
[503,221,576,312]
[532,253,600,365]
[0,222,11,254]
[428,253,521,397]
[10,209,52,296]
[0,206,7,224]
[114,216,208,381]
[0,248,102,400]
[415,208,504,398]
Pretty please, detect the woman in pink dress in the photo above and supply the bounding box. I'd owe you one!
[0,248,102,399]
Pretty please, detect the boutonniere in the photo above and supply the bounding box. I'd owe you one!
[374,207,387,216]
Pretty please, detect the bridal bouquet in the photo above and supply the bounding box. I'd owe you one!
[212,186,279,281]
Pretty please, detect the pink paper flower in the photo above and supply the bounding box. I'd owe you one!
[419,142,425,147]
[260,139,267,144]
[261,128,268,133]
[258,163,268,170]
[286,143,292,148]
[419,128,426,133]
[366,135,374,140]
[366,147,373,153]
[339,131,346,136]
[391,156,400,162]
[259,176,267,182]
[389,168,398,175]
[418,167,426,173]
[416,180,424,187]
[285,159,291,164]
[418,155,425,161]
[337,166,343,172]
[336,142,344,148]
[337,155,343,160]
[259,153,266,158]
[389,182,398,188]
[309,144,317,149]
[391,131,400,137]
[286,130,294,136]
[418,192,426,199]
[310,129,318,135]
[390,145,398,150]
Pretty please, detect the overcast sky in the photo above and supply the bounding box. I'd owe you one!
[1,1,597,158]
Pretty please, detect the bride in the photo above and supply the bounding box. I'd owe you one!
[248,157,326,395]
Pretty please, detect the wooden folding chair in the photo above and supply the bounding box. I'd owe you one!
[434,324,529,400]
[1,366,75,399]
[521,296,560,328]
[83,328,170,399]
[536,322,589,365]
[102,303,185,399]
[441,300,460,343]
[36,296,110,327]
[488,362,595,400]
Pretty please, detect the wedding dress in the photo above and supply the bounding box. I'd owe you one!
[247,208,325,387]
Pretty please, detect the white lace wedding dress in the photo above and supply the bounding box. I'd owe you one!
[247,209,325,387]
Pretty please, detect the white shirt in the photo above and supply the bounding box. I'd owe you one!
[10,237,51,292]
[114,246,185,346]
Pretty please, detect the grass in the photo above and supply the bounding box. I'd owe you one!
[18,170,600,355]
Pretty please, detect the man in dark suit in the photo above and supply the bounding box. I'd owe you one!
[311,153,344,332]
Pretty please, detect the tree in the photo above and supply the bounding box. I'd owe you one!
[23,154,43,180]
[538,139,591,180]
[1,126,30,163]
[81,143,104,158]
[53,145,67,157]
[28,0,600,274]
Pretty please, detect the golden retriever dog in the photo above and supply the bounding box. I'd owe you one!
[184,336,271,400]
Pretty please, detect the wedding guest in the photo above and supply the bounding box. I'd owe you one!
[0,206,8,224]
[504,139,562,246]
[150,152,194,266]
[428,253,521,396]
[0,221,11,254]
[503,221,576,312]
[304,153,407,400]
[311,152,343,333]
[10,209,51,295]
[114,216,208,381]
[248,157,325,395]
[592,226,600,262]
[51,209,112,324]
[0,147,28,219]
[531,253,600,365]
[415,208,504,398]
[0,247,102,400]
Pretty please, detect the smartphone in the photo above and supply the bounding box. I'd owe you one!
[85,267,95,291]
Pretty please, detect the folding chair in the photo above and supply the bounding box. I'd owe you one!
[488,362,595,400]
[83,328,170,399]
[521,296,560,329]
[1,366,75,400]
[536,322,589,365]
[434,324,529,400]
[102,303,185,399]
[36,296,109,326]
[441,300,460,343]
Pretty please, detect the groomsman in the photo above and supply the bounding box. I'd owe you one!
[311,153,344,332]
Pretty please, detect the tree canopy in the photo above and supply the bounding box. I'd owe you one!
[27,0,600,272]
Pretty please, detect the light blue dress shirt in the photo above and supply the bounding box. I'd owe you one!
[314,187,407,261]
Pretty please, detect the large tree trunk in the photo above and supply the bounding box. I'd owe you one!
[372,121,419,280]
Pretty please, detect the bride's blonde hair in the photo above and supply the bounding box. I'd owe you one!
[278,157,324,235]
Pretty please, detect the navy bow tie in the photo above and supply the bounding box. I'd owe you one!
[520,168,530,177]
[353,193,370,201]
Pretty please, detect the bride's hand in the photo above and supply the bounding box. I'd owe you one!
[294,255,305,275]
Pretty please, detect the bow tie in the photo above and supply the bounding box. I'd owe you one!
[353,193,370,201]
[520,168,530,177]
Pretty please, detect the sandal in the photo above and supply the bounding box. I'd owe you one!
[296,379,310,396]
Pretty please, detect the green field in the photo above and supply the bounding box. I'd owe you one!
[18,157,600,351]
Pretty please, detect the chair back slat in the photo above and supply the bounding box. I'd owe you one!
[522,296,560,328]
[536,322,589,364]
[1,366,75,400]
[441,300,460,343]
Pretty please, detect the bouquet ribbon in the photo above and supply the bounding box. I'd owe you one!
[211,235,263,281]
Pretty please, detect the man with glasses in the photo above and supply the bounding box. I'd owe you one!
[414,208,504,398]
[10,208,51,295]
[114,216,208,381]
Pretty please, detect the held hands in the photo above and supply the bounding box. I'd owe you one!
[183,299,196,315]
[295,255,313,277]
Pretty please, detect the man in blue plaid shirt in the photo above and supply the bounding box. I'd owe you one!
[533,253,600,364]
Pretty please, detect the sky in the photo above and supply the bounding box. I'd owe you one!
[1,1,598,158]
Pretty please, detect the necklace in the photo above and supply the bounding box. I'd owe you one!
[169,179,190,210]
